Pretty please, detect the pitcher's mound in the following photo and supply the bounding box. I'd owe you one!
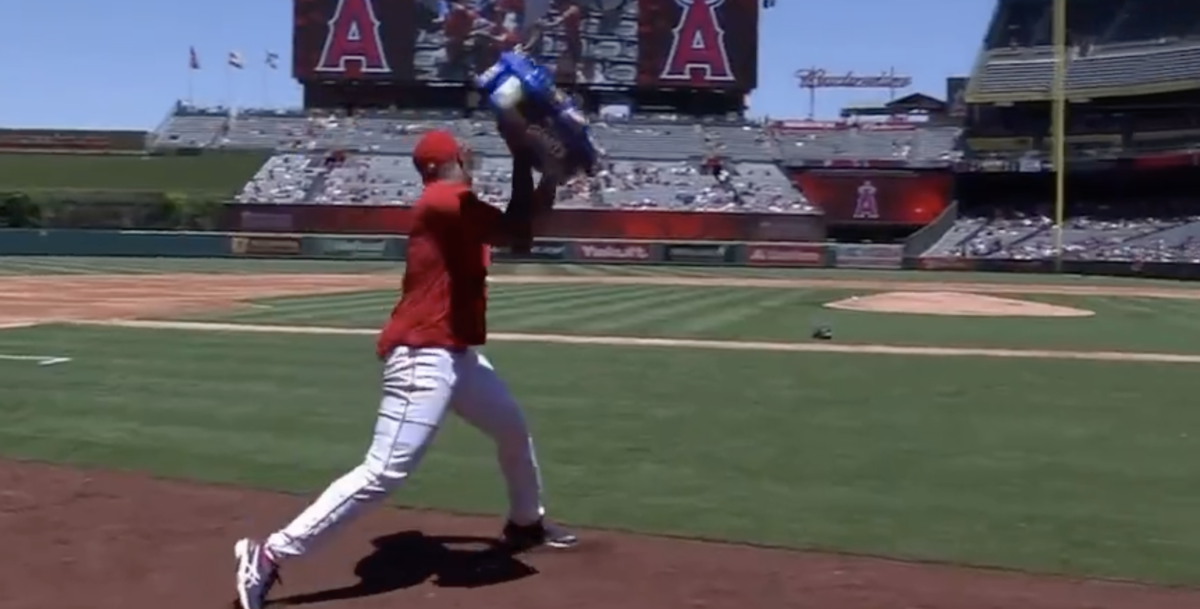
[825,291,1094,317]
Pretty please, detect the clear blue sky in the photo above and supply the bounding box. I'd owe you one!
[0,0,994,129]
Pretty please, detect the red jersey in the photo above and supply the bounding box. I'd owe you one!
[496,0,524,15]
[561,6,581,36]
[444,6,477,41]
[377,181,503,356]
[496,27,522,51]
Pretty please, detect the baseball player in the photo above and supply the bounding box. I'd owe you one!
[543,0,584,84]
[233,130,572,609]
[437,1,481,79]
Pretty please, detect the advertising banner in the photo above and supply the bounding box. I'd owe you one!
[224,205,826,242]
[237,209,296,232]
[230,235,303,257]
[572,241,656,262]
[790,169,952,225]
[916,256,977,271]
[304,236,397,259]
[662,243,735,264]
[490,241,569,262]
[744,243,825,267]
[833,244,904,269]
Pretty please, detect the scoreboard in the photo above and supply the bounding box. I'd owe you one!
[293,0,758,91]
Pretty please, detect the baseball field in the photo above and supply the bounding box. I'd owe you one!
[3,256,1200,608]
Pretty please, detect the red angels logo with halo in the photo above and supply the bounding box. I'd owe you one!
[659,0,734,84]
[315,0,392,74]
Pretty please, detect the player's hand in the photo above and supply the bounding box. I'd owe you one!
[511,143,536,174]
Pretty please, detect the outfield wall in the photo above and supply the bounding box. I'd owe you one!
[222,205,827,242]
[0,229,885,268]
[5,230,1192,278]
[909,256,1200,280]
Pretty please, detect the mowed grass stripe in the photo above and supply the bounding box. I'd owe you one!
[552,263,620,276]
[667,287,810,334]
[263,284,624,326]
[181,290,392,323]
[569,286,765,333]
[607,265,681,276]
[0,256,174,275]
[194,284,643,327]
[1127,296,1200,332]
[488,283,634,310]
[0,258,112,275]
[232,291,398,324]
[489,285,661,326]
[495,285,699,330]
[53,258,183,275]
[0,259,58,275]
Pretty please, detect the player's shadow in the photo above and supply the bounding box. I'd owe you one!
[275,531,538,605]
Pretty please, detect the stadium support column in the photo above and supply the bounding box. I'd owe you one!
[1051,0,1067,273]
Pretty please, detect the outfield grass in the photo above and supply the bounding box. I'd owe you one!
[0,152,267,194]
[1,323,1200,585]
[4,260,1200,585]
[176,283,1200,355]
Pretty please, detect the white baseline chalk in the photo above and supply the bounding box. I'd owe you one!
[0,354,72,366]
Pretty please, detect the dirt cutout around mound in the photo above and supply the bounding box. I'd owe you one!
[826,291,1095,317]
[2,460,1197,609]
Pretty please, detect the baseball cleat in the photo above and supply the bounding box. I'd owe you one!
[234,538,280,609]
[502,518,579,550]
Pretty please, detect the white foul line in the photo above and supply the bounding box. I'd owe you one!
[67,319,1200,364]
[0,354,72,366]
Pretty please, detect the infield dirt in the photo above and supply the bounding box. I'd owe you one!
[2,272,1199,608]
[3,460,1197,609]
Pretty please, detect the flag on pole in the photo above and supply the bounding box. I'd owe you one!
[265,51,280,69]
[189,47,200,70]
[228,51,244,69]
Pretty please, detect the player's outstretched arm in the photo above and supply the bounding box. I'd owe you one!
[501,148,558,252]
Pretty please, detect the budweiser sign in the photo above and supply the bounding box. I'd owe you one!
[771,119,916,132]
[575,242,653,261]
[746,245,822,266]
[794,69,912,89]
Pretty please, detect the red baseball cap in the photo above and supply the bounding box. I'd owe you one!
[412,130,462,174]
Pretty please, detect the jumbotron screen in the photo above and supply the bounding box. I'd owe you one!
[293,0,758,90]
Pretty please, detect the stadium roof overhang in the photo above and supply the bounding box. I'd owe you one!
[967,79,1200,104]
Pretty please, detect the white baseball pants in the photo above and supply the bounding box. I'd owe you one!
[264,346,545,560]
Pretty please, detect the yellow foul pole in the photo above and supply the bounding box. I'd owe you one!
[1051,0,1067,272]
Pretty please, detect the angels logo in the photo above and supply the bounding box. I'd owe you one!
[315,0,392,74]
[854,180,879,219]
[660,0,734,83]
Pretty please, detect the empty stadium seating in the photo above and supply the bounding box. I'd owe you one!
[973,0,1200,97]
[974,44,1200,96]
[774,122,960,165]
[154,103,961,211]
[924,216,1200,261]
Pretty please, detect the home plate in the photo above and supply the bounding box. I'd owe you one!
[824,291,1094,317]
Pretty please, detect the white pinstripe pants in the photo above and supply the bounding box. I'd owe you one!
[264,346,545,559]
